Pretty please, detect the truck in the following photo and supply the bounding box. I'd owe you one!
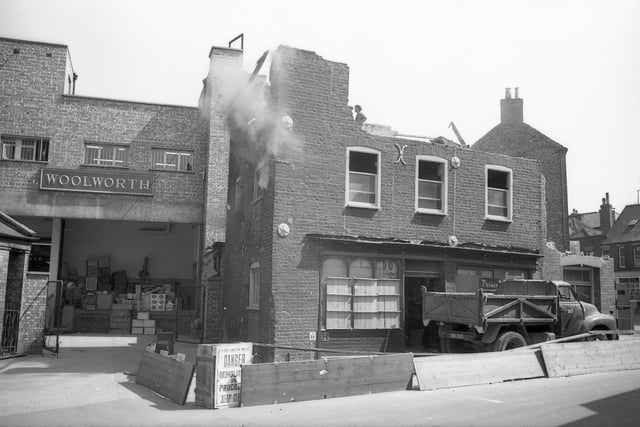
[422,279,618,352]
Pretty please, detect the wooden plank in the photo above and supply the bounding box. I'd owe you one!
[135,350,195,405]
[540,340,640,378]
[413,349,546,390]
[241,353,413,406]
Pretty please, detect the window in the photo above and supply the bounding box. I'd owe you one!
[619,247,626,268]
[346,147,380,209]
[253,166,266,201]
[1,136,49,162]
[248,262,260,309]
[85,143,128,167]
[416,156,447,214]
[634,246,640,268]
[234,177,243,210]
[323,258,400,330]
[486,166,512,221]
[28,241,51,273]
[151,148,193,171]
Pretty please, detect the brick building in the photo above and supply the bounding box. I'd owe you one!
[473,89,570,252]
[219,46,547,362]
[0,37,231,351]
[569,193,617,256]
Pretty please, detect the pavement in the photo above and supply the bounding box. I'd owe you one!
[0,333,639,427]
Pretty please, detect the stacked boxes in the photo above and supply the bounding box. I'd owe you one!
[110,304,131,334]
[131,311,156,335]
[150,293,166,311]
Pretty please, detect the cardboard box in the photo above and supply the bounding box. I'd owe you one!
[142,320,156,328]
[131,327,144,335]
[132,319,145,328]
[143,327,156,335]
[150,304,166,311]
[96,293,112,310]
[137,311,150,320]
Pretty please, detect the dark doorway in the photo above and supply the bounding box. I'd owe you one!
[404,276,443,351]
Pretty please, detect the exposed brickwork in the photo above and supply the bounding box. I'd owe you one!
[18,273,48,353]
[221,46,546,361]
[599,257,616,314]
[0,248,9,335]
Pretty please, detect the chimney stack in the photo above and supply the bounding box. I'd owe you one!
[599,192,613,236]
[500,87,523,125]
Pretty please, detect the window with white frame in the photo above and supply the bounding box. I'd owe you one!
[85,142,129,167]
[234,177,243,210]
[151,148,193,171]
[486,166,512,221]
[253,165,266,201]
[619,247,626,268]
[416,156,447,214]
[1,136,49,162]
[248,262,260,309]
[323,257,400,330]
[346,147,380,209]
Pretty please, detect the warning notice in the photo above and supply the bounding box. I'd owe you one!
[214,343,253,408]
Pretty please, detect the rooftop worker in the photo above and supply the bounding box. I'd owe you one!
[354,105,367,126]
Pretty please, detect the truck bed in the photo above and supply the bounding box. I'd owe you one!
[422,288,558,328]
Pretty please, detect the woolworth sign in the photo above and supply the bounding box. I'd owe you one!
[40,168,154,196]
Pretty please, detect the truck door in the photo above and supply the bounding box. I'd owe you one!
[558,285,585,336]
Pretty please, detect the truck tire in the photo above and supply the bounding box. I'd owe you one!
[493,331,527,351]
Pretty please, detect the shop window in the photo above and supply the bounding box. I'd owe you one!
[323,257,400,330]
[346,147,380,209]
[1,136,49,162]
[28,241,51,273]
[151,148,193,171]
[85,142,129,167]
[416,156,447,214]
[486,166,512,221]
[248,262,260,309]
[619,247,626,268]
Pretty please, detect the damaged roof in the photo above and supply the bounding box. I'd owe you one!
[602,205,640,245]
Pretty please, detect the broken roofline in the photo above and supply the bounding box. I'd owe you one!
[305,233,541,258]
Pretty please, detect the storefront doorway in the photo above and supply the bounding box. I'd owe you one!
[404,275,443,351]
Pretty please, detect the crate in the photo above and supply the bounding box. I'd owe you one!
[144,327,156,335]
[131,327,144,335]
[137,311,150,320]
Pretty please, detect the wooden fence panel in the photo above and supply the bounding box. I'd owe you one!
[540,339,640,378]
[241,353,414,406]
[413,349,546,390]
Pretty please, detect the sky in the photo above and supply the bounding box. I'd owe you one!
[1,0,639,214]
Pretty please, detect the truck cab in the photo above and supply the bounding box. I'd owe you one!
[556,280,617,340]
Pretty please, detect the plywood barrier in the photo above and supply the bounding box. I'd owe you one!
[135,350,195,405]
[240,353,414,407]
[540,339,640,378]
[413,349,546,390]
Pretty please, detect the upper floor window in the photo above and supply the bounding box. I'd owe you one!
[85,142,128,167]
[346,147,380,209]
[248,262,260,310]
[151,148,193,171]
[1,136,49,162]
[416,156,447,215]
[253,166,266,201]
[634,246,640,268]
[619,247,626,268]
[234,177,243,210]
[486,165,512,221]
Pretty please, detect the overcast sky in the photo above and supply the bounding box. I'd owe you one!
[2,0,639,214]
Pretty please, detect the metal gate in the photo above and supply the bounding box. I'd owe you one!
[1,303,20,356]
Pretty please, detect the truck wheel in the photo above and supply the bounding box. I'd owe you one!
[493,331,527,351]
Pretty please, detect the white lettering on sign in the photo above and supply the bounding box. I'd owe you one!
[40,169,153,196]
[214,343,252,409]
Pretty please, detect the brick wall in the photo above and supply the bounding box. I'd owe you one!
[222,46,546,361]
[599,257,616,314]
[0,38,207,223]
[18,273,49,353]
[0,248,9,335]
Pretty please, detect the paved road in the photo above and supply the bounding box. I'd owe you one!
[1,335,639,426]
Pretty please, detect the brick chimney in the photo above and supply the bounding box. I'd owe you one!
[599,192,613,236]
[500,87,524,124]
